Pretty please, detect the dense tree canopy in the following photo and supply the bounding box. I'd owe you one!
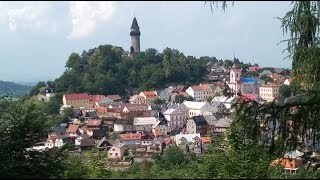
[52,46,208,97]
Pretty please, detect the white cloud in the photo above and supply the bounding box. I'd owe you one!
[67,1,115,40]
[0,2,58,33]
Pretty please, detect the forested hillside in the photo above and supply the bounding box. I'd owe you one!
[0,81,32,97]
[52,45,212,97]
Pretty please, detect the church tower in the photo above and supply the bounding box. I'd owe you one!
[130,17,141,53]
[228,64,242,95]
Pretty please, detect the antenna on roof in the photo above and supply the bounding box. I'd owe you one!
[233,51,236,59]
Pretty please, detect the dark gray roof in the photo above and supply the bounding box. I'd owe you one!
[85,111,99,119]
[80,139,95,147]
[72,109,82,117]
[80,134,91,139]
[114,119,124,124]
[131,17,139,29]
[97,137,114,148]
[52,126,66,134]
[130,17,141,36]
[92,129,106,138]
[191,116,208,126]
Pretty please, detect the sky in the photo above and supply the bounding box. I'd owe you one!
[0,1,293,82]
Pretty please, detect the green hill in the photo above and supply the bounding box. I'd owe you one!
[0,80,32,98]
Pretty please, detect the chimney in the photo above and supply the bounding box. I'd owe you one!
[130,132,132,138]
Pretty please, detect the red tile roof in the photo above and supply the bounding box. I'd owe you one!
[248,66,262,72]
[80,124,88,132]
[271,73,285,82]
[176,85,187,92]
[164,137,173,145]
[142,91,158,97]
[107,95,121,101]
[241,93,261,101]
[66,124,79,133]
[87,119,102,126]
[90,95,105,102]
[64,93,90,101]
[154,131,163,137]
[120,132,142,141]
[191,86,203,91]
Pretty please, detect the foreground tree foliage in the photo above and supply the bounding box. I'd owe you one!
[0,97,64,178]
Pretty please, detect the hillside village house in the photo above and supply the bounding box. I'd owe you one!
[174,133,201,146]
[210,63,224,73]
[186,116,211,135]
[37,86,55,102]
[75,134,91,146]
[248,66,262,73]
[211,101,226,113]
[260,69,273,77]
[259,83,280,102]
[133,117,157,132]
[240,93,264,103]
[213,117,233,134]
[271,73,285,83]
[163,104,188,130]
[45,134,68,149]
[271,150,304,174]
[284,78,292,86]
[152,116,170,136]
[186,86,205,101]
[108,144,125,162]
[211,96,235,110]
[63,93,91,108]
[62,93,106,108]
[120,132,142,145]
[182,101,215,118]
[129,91,160,105]
[107,95,122,102]
[66,124,79,138]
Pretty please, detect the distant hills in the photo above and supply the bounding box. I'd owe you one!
[0,80,32,98]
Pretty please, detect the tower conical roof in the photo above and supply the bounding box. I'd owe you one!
[131,17,139,29]
[130,17,140,36]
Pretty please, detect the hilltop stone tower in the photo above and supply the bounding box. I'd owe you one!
[130,17,141,53]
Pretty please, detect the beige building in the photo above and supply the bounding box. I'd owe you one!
[129,91,160,105]
[62,93,91,108]
[108,144,125,162]
[259,84,280,102]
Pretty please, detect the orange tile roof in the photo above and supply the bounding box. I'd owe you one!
[272,73,285,81]
[191,86,203,91]
[120,132,142,141]
[142,91,158,97]
[164,137,173,145]
[154,131,163,137]
[201,137,212,144]
[87,119,102,126]
[248,66,262,72]
[80,124,88,132]
[90,95,105,102]
[66,124,79,133]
